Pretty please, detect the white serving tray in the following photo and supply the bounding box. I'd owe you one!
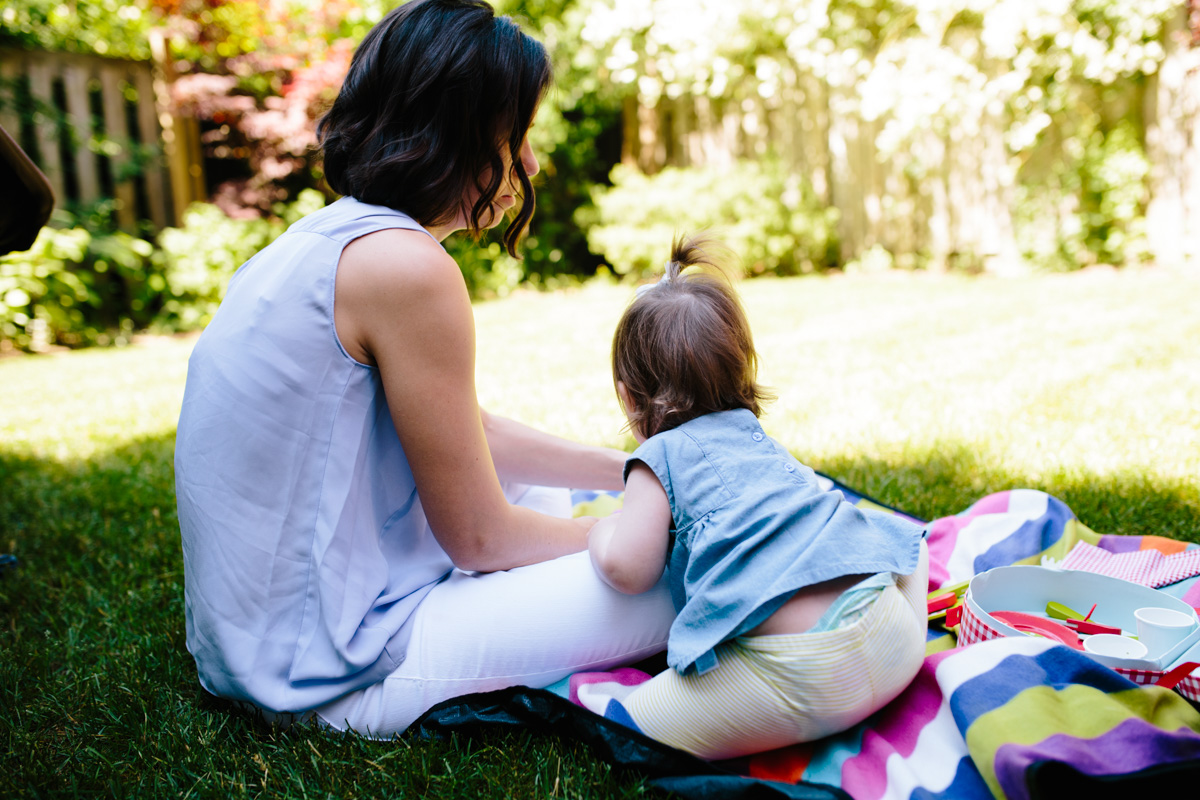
[965,565,1200,671]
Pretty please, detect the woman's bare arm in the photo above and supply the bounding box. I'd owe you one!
[334,228,592,572]
[480,409,627,491]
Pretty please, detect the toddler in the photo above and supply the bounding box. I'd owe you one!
[585,235,929,759]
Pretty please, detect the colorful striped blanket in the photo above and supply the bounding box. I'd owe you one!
[413,482,1200,799]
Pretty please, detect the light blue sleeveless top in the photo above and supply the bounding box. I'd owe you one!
[627,409,924,675]
[175,197,456,712]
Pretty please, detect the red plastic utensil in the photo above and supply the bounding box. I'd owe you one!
[992,611,1084,650]
[1064,618,1123,636]
[927,591,957,614]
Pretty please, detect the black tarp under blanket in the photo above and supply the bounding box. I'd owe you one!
[412,684,846,799]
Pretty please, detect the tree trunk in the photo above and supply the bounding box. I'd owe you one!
[1145,6,1200,268]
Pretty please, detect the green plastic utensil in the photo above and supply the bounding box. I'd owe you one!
[1046,601,1085,621]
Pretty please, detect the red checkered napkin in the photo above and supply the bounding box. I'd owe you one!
[1058,542,1200,588]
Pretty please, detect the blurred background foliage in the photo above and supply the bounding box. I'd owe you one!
[1,0,1198,352]
[583,160,840,275]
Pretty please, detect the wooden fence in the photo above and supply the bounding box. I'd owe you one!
[619,12,1200,272]
[623,78,1033,272]
[0,43,205,232]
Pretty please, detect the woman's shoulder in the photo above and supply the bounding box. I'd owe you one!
[334,226,470,367]
[340,226,455,282]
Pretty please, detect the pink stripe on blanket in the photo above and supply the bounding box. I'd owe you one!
[567,667,651,706]
[926,491,1012,589]
[1059,542,1200,588]
[839,655,951,799]
[1182,581,1200,611]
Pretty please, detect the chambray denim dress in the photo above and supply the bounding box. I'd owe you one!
[626,409,924,675]
[175,198,456,713]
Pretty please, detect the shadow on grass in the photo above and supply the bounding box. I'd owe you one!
[812,440,1200,544]
[1,434,1197,798]
[0,437,671,799]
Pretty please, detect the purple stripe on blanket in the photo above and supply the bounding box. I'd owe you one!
[1096,534,1143,554]
[971,494,1074,575]
[912,757,992,800]
[993,718,1200,800]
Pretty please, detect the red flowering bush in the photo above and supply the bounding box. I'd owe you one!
[152,0,378,216]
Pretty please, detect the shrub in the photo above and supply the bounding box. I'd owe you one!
[0,190,326,353]
[150,188,327,331]
[0,220,158,351]
[152,204,279,332]
[583,161,839,278]
[443,237,527,300]
[1014,122,1152,272]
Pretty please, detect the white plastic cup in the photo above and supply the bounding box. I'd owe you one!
[1083,633,1147,659]
[1133,607,1197,657]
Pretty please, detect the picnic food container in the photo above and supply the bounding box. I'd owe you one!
[958,565,1200,701]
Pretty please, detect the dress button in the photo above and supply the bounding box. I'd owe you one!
[784,462,795,472]
[751,431,764,442]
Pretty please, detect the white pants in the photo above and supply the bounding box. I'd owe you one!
[310,484,675,738]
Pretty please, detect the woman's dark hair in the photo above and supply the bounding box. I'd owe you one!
[317,0,551,256]
[612,235,773,439]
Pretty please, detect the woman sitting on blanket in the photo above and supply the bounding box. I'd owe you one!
[174,0,675,736]
[584,235,930,759]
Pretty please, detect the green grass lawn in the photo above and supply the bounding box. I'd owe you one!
[2,269,1198,797]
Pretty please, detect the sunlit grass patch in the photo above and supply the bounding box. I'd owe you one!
[476,271,1200,539]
